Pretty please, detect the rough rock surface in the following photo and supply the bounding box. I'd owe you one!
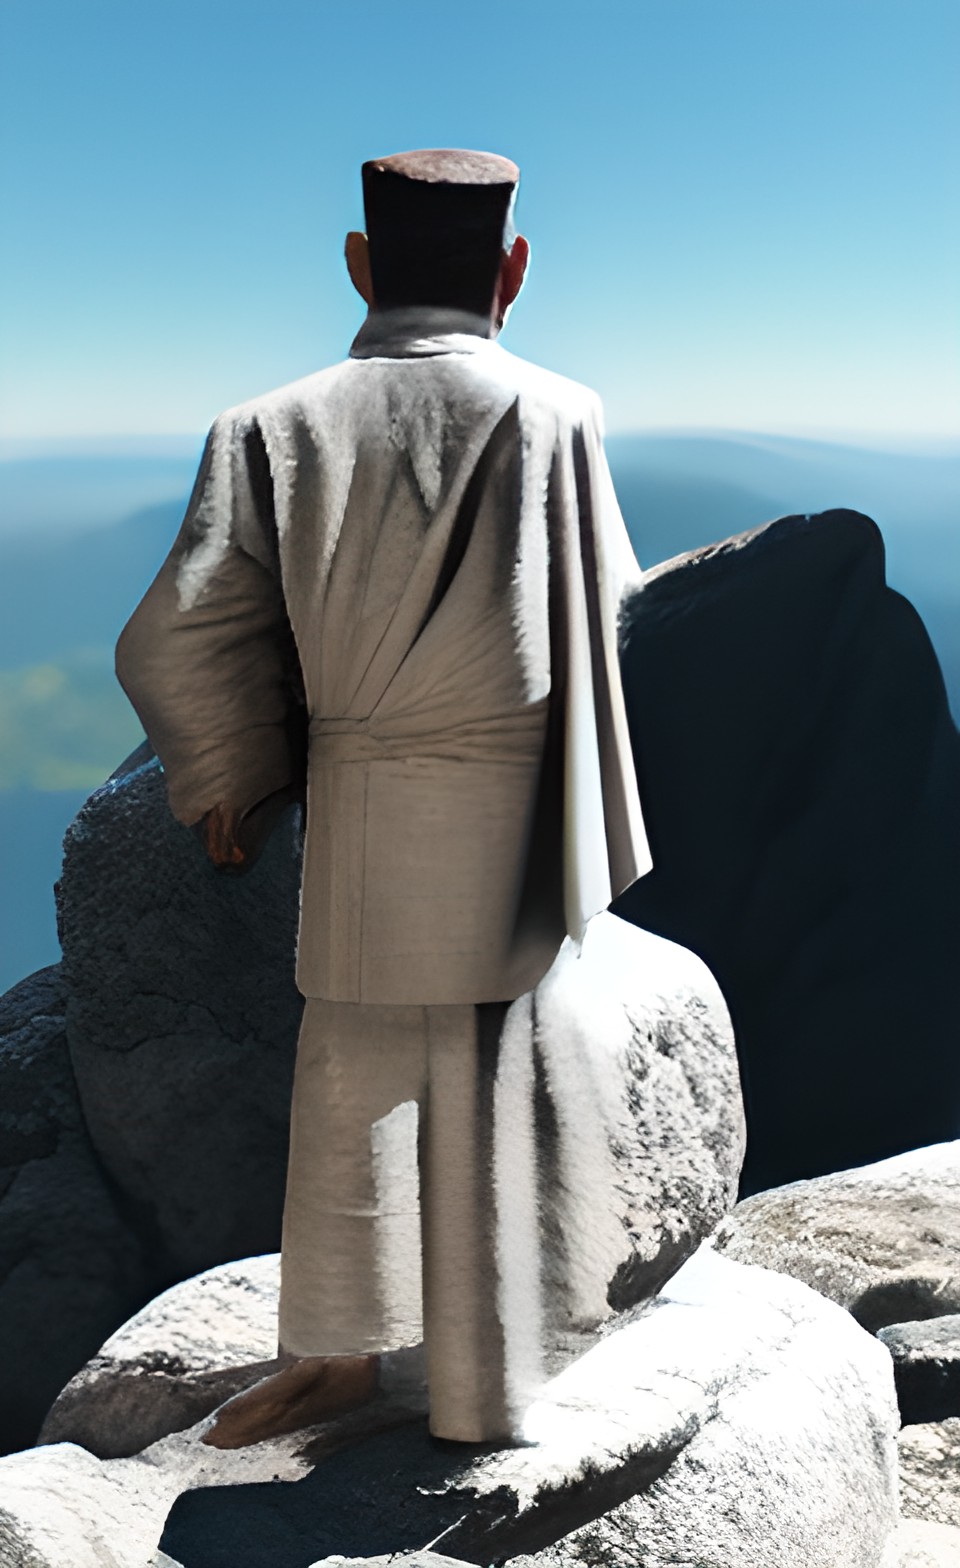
[615,509,960,1194]
[56,742,305,1279]
[0,1249,899,1568]
[42,900,747,1466]
[713,1140,960,1330]
[39,1256,281,1459]
[898,1417,960,1528]
[879,1316,960,1424]
[883,1520,960,1568]
[310,1559,467,1567]
[0,965,153,1455]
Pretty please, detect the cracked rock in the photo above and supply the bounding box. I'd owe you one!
[57,746,305,1277]
[878,1316,960,1424]
[39,1256,281,1459]
[713,1141,960,1331]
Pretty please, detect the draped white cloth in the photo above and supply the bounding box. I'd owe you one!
[116,306,651,1004]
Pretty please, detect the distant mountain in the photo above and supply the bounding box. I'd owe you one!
[0,447,199,538]
[0,499,183,667]
[0,431,957,994]
[607,432,960,601]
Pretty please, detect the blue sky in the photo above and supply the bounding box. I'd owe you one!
[1,0,957,446]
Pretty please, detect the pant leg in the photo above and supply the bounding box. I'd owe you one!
[278,997,428,1357]
[420,996,545,1442]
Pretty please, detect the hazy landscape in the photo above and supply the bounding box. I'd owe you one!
[1,432,958,995]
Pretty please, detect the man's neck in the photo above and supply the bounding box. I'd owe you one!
[350,304,499,360]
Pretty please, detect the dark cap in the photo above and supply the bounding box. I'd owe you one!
[361,147,520,312]
[363,147,519,188]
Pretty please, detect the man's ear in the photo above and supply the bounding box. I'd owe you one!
[345,231,375,307]
[496,233,530,317]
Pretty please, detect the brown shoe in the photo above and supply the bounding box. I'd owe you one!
[201,1353,379,1450]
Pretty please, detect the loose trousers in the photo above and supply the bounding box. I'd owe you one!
[277,995,547,1442]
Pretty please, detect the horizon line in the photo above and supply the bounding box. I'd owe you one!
[2,425,959,463]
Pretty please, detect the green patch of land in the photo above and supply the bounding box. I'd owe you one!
[0,650,143,790]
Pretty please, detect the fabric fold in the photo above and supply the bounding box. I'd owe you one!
[116,310,651,1003]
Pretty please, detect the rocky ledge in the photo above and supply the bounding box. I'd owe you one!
[2,1248,897,1568]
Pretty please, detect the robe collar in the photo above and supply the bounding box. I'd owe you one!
[349,305,498,360]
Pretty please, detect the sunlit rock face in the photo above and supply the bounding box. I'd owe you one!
[898,1417,960,1531]
[39,1256,282,1460]
[615,507,960,1195]
[0,965,150,1455]
[882,1519,960,1568]
[0,1248,900,1568]
[712,1140,960,1335]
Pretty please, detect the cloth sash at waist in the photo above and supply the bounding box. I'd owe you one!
[308,700,549,766]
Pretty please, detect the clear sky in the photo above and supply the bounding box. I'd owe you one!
[1,0,957,446]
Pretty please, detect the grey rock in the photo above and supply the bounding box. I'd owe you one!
[310,1559,469,1567]
[40,912,744,1461]
[57,743,304,1279]
[0,1250,899,1568]
[39,1256,281,1459]
[158,1248,898,1566]
[0,965,152,1455]
[879,1316,960,1423]
[526,911,745,1333]
[497,1248,899,1568]
[882,1520,960,1568]
[713,1140,960,1330]
[615,509,960,1195]
[898,1417,960,1528]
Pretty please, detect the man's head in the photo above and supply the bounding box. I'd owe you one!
[345,148,529,331]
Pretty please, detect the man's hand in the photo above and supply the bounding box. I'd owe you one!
[199,785,302,874]
[202,804,247,868]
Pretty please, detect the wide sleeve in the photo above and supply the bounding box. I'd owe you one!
[559,396,652,942]
[115,410,304,826]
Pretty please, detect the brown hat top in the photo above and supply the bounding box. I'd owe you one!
[363,148,519,189]
[360,148,519,311]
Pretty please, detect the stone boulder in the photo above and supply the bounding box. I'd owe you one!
[616,509,960,1194]
[0,965,153,1455]
[884,1520,960,1568]
[713,1140,960,1332]
[56,741,304,1279]
[39,909,746,1459]
[311,1559,466,1568]
[39,1256,281,1459]
[879,1317,960,1424]
[898,1417,960,1529]
[0,1248,900,1568]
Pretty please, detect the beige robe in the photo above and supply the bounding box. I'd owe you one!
[116,306,651,1004]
